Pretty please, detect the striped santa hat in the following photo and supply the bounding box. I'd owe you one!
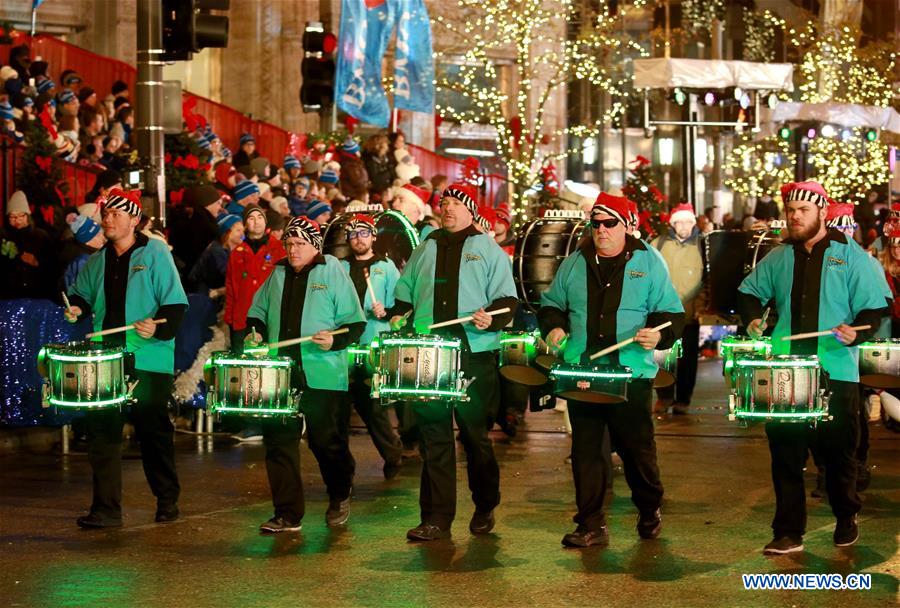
[590,192,631,225]
[103,188,143,219]
[442,182,480,220]
[781,181,829,208]
[283,216,323,251]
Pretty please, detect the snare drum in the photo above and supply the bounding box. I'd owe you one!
[728,355,830,423]
[371,334,468,402]
[38,341,132,410]
[550,363,632,404]
[206,351,298,417]
[347,343,376,375]
[498,331,551,386]
[720,335,772,386]
[858,339,900,389]
[653,339,682,388]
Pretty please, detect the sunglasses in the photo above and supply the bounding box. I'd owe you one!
[347,229,373,239]
[590,218,620,229]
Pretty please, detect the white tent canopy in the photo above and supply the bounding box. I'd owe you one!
[768,102,900,134]
[633,58,794,91]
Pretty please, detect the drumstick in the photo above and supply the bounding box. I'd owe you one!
[781,324,871,342]
[760,307,770,329]
[86,319,167,339]
[61,292,72,314]
[364,269,380,307]
[267,327,349,350]
[427,307,511,330]
[589,321,673,361]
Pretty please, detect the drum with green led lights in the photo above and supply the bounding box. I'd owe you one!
[729,354,830,423]
[652,338,682,388]
[205,351,299,417]
[549,363,632,404]
[37,341,131,410]
[371,334,468,402]
[347,343,376,375]
[858,339,900,389]
[498,330,552,386]
[720,335,772,386]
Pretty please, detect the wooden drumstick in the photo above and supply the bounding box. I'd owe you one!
[267,327,349,350]
[61,291,72,313]
[364,269,380,307]
[781,324,871,342]
[86,318,167,339]
[589,321,673,361]
[427,307,511,330]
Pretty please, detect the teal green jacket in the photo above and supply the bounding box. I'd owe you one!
[540,239,684,379]
[70,237,188,374]
[247,255,365,390]
[340,256,400,345]
[738,233,890,381]
[394,230,517,353]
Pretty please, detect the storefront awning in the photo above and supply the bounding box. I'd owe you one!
[633,58,794,91]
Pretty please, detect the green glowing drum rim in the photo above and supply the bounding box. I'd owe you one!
[39,341,129,409]
[652,338,682,388]
[498,331,550,387]
[730,354,828,422]
[550,363,632,404]
[858,340,900,389]
[206,351,297,417]
[373,334,466,401]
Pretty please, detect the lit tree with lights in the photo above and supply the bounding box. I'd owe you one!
[726,19,895,202]
[433,0,647,218]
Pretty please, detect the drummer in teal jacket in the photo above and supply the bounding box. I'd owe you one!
[64,189,188,529]
[339,213,404,479]
[388,182,518,542]
[737,181,889,556]
[538,193,684,549]
[244,216,366,533]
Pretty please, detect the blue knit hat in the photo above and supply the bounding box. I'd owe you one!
[232,180,260,203]
[217,213,242,236]
[36,78,55,95]
[341,138,360,155]
[305,199,332,222]
[239,133,255,146]
[319,169,339,185]
[22,97,34,107]
[58,89,77,105]
[283,154,301,170]
[195,131,211,150]
[70,214,102,244]
[0,101,13,121]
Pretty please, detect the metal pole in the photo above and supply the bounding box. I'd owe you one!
[136,0,167,226]
[30,8,37,38]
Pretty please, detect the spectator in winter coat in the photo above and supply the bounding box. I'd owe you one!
[0,191,56,300]
[223,205,286,351]
[189,214,243,297]
[362,134,395,194]
[59,214,105,291]
[232,133,258,169]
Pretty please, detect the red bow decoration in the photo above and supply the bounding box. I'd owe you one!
[650,185,667,203]
[173,155,200,170]
[38,107,57,140]
[290,132,309,158]
[344,115,360,134]
[631,155,651,167]
[40,205,55,227]
[164,152,172,164]
[508,117,522,147]
[169,189,184,206]
[35,155,53,172]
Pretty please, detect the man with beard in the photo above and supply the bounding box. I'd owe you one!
[340,214,404,479]
[738,181,889,555]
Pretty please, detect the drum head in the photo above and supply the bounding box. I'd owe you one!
[534,354,562,373]
[653,370,675,389]
[558,390,626,404]
[500,365,548,387]
[375,210,420,270]
[322,213,357,260]
[860,374,900,389]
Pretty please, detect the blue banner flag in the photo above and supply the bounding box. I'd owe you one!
[335,0,397,127]
[390,0,434,114]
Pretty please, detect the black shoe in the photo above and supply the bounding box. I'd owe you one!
[383,459,401,480]
[326,496,351,527]
[810,467,826,498]
[155,505,180,523]
[498,414,518,437]
[856,464,871,492]
[637,508,662,540]
[562,525,609,548]
[76,512,123,529]
[407,523,451,541]
[763,536,804,555]
[834,515,859,547]
[469,509,495,535]
[259,516,302,534]
[672,403,689,415]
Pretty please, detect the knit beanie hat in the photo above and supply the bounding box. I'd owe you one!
[70,214,102,244]
[217,213,242,236]
[6,190,30,215]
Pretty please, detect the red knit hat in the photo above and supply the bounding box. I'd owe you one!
[781,181,829,208]
[590,192,631,225]
[668,202,696,225]
[495,202,512,227]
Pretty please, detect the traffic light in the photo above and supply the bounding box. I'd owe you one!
[865,129,878,142]
[778,126,792,140]
[162,0,230,62]
[300,22,337,113]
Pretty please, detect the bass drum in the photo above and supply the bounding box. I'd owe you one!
[322,208,420,270]
[513,211,588,313]
[703,229,780,316]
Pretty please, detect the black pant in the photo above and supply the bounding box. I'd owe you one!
[657,321,699,405]
[262,387,355,524]
[230,326,247,355]
[415,351,501,528]
[568,380,663,531]
[857,386,870,465]
[349,365,402,465]
[85,370,179,521]
[766,379,861,538]
[499,374,530,419]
